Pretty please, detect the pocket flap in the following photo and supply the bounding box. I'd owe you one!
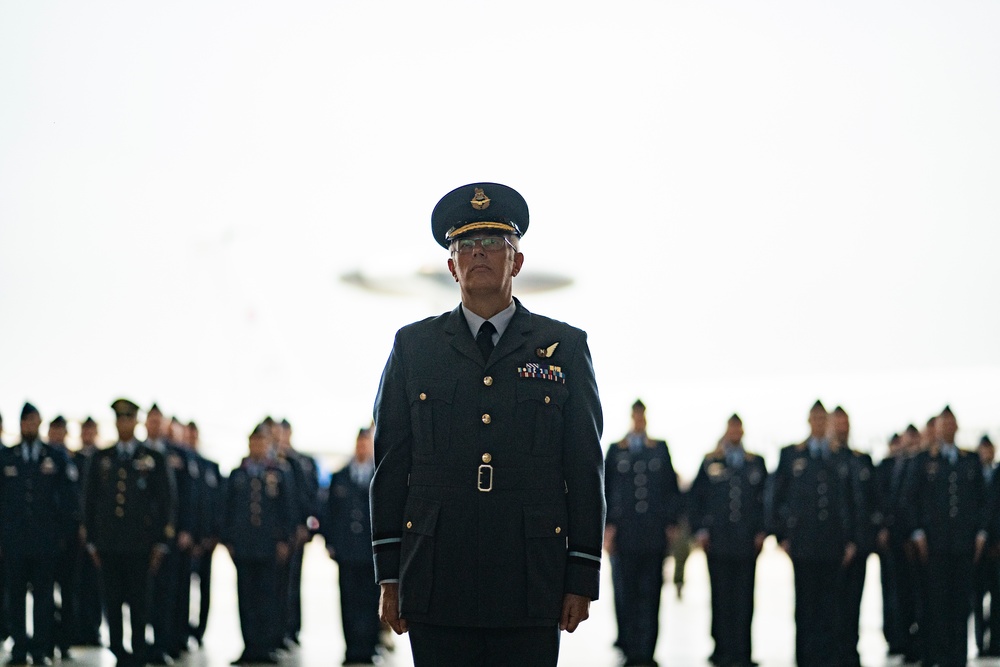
[523,504,569,539]
[403,496,441,537]
[516,381,569,407]
[407,377,457,405]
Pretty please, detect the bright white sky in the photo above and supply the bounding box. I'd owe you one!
[2,1,998,476]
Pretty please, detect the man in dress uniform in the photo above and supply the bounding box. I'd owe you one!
[827,406,876,667]
[322,427,380,666]
[274,418,319,647]
[222,423,296,666]
[903,406,987,667]
[973,435,1000,656]
[83,399,173,667]
[874,432,907,656]
[604,400,680,667]
[186,421,223,647]
[45,415,82,661]
[72,416,104,648]
[689,414,767,667]
[0,403,78,665]
[370,182,605,667]
[768,400,857,667]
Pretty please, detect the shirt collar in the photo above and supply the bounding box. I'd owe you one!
[462,300,517,342]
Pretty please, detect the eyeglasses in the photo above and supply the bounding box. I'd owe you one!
[451,236,516,255]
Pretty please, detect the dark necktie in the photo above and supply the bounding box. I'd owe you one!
[476,321,496,362]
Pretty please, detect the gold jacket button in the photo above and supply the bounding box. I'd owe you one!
[555,527,562,534]
[482,453,492,463]
[544,396,551,404]
[406,521,413,529]
[114,507,125,518]
[419,392,427,401]
[483,376,493,386]
[482,414,492,425]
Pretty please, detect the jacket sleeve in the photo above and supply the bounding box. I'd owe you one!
[560,331,606,601]
[370,332,414,584]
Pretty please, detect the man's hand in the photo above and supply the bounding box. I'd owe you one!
[276,541,291,564]
[149,545,168,574]
[975,532,987,564]
[559,593,591,633]
[912,533,929,564]
[603,525,617,556]
[779,539,791,553]
[694,529,710,552]
[753,532,766,556]
[87,544,101,569]
[295,525,310,549]
[876,528,890,553]
[379,583,408,635]
[177,531,194,553]
[842,541,857,568]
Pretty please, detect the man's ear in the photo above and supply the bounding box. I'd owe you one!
[511,252,524,277]
[448,257,458,282]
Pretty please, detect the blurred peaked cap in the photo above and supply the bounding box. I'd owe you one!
[631,399,646,412]
[810,399,826,412]
[82,417,97,427]
[50,415,67,428]
[280,418,291,428]
[262,416,275,426]
[432,182,529,249]
[728,413,742,424]
[905,424,919,434]
[981,435,994,447]
[111,398,140,417]
[148,403,162,415]
[21,402,40,420]
[832,406,847,415]
[250,422,270,439]
[187,421,198,430]
[940,405,955,417]
[890,433,900,442]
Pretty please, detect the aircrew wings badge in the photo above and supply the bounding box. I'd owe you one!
[535,342,559,358]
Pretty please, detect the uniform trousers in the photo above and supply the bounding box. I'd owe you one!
[149,546,178,658]
[706,554,756,666]
[234,558,278,660]
[287,544,305,640]
[336,561,380,663]
[973,554,1000,655]
[878,547,901,653]
[54,540,78,655]
[925,553,974,667]
[73,546,103,645]
[610,551,664,664]
[101,551,151,664]
[5,552,56,660]
[274,557,291,649]
[173,551,193,653]
[408,621,559,667]
[836,552,868,667]
[192,549,214,642]
[791,558,840,667]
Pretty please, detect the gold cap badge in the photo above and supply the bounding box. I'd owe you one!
[470,188,491,211]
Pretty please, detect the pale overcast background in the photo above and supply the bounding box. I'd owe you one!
[2,1,998,477]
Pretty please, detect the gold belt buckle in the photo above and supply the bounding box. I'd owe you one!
[477,464,493,492]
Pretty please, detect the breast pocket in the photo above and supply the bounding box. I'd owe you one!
[407,378,456,455]
[516,381,569,456]
[399,496,441,615]
[524,504,568,619]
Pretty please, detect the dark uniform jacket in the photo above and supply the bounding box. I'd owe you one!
[322,463,374,564]
[688,447,767,559]
[831,448,878,555]
[874,455,910,544]
[84,441,173,555]
[903,447,986,554]
[194,455,224,543]
[604,438,680,556]
[768,441,856,561]
[0,441,78,556]
[222,458,295,561]
[370,300,606,628]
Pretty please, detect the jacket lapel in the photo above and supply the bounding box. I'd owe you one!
[445,304,485,366]
[488,299,533,369]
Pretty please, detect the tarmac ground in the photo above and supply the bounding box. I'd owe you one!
[9,540,999,667]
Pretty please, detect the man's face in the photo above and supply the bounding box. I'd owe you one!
[938,413,958,443]
[979,443,995,466]
[724,421,744,444]
[831,413,850,442]
[278,425,292,449]
[248,433,268,459]
[21,413,41,440]
[631,409,647,433]
[81,424,98,447]
[116,414,137,442]
[185,425,199,448]
[921,419,938,449]
[48,424,67,445]
[447,234,523,299]
[808,409,828,438]
[146,411,163,440]
[356,432,374,462]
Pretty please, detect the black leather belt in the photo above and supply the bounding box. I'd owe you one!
[408,465,564,493]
